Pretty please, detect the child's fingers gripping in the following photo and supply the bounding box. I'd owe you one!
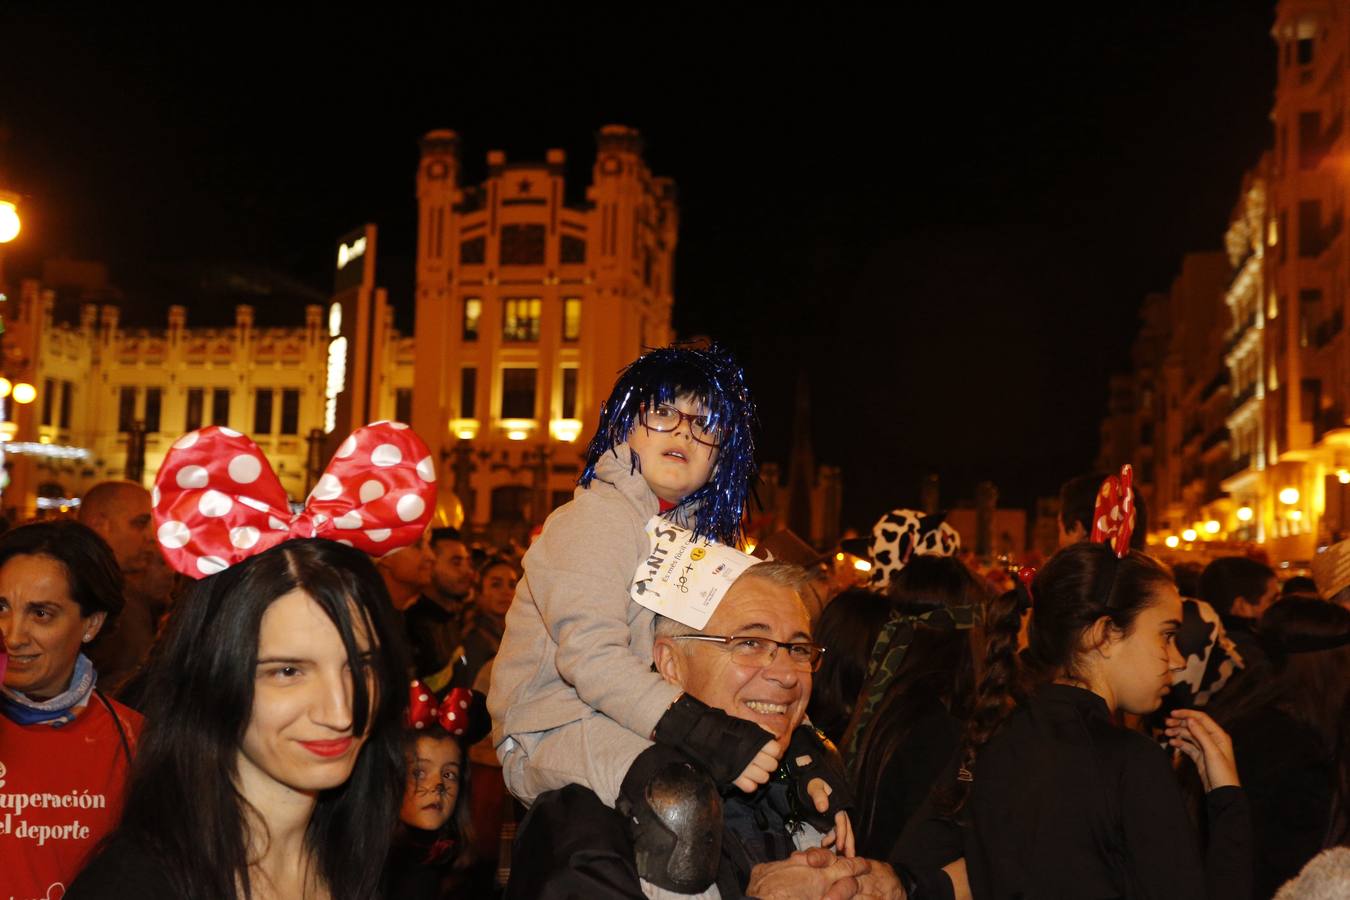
[734,754,777,792]
[836,811,855,858]
[807,776,832,813]
[760,737,786,765]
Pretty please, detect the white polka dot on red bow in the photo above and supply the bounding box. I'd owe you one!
[151,422,438,580]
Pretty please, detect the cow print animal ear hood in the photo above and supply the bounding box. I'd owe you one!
[866,508,961,591]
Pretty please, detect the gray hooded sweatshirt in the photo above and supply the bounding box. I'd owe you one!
[489,444,684,767]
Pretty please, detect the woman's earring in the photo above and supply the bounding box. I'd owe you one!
[82,632,94,643]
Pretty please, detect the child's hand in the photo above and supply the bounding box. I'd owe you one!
[816,796,856,858]
[734,737,785,793]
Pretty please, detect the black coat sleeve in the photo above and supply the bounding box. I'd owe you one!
[504,785,648,900]
[1119,742,1251,900]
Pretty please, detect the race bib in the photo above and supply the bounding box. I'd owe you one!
[630,515,760,629]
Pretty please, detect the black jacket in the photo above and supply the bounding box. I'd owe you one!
[505,780,814,899]
[896,684,1252,900]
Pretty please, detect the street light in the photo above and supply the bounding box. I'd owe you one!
[0,194,19,245]
[11,383,35,405]
[1279,486,1301,505]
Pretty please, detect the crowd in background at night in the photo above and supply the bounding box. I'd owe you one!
[2,347,1350,900]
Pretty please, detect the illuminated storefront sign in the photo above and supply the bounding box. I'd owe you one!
[324,302,348,434]
[336,236,367,270]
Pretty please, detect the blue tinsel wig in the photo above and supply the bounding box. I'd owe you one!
[579,343,758,546]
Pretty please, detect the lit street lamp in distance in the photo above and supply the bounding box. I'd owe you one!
[0,192,19,244]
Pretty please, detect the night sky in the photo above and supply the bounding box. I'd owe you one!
[0,3,1277,531]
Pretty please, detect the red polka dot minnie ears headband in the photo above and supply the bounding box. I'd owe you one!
[407,680,490,744]
[152,421,437,579]
[1089,464,1136,606]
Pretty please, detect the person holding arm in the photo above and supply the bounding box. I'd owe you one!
[490,345,853,896]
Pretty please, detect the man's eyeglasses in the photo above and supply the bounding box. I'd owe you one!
[669,634,826,672]
[638,404,723,447]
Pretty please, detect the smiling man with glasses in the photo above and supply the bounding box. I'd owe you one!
[507,560,910,899]
[653,566,824,745]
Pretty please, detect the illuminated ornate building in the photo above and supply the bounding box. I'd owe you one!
[410,126,677,543]
[1101,0,1350,564]
[0,278,413,516]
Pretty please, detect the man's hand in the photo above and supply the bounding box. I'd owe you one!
[854,860,907,899]
[734,737,785,793]
[745,848,870,900]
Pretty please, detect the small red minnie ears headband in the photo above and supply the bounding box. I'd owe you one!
[1090,464,1136,559]
[407,680,490,744]
[152,421,437,579]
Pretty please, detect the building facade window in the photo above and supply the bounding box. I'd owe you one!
[561,367,578,419]
[461,367,477,418]
[503,298,542,342]
[562,297,581,341]
[500,368,537,419]
[561,235,586,264]
[211,389,231,427]
[41,378,54,427]
[460,236,485,265]
[1298,200,1322,257]
[118,387,137,434]
[499,224,546,266]
[255,389,274,434]
[145,388,162,434]
[59,381,72,430]
[280,389,301,435]
[463,297,481,341]
[186,388,203,431]
[395,388,413,424]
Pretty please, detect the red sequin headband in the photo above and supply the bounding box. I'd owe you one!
[151,421,437,579]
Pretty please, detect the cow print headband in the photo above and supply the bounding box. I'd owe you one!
[867,508,961,591]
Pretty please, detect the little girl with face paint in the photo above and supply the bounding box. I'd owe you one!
[488,345,854,893]
[384,683,488,900]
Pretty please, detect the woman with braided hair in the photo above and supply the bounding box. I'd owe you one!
[845,555,990,860]
[895,540,1254,899]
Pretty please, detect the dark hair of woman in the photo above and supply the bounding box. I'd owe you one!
[0,519,124,619]
[945,542,1174,814]
[851,556,990,848]
[1205,597,1350,844]
[100,538,411,900]
[807,588,890,743]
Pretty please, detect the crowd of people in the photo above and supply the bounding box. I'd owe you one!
[1,343,1348,899]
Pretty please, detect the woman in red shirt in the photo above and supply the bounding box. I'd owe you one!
[0,520,143,899]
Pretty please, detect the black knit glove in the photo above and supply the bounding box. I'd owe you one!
[780,724,854,832]
[652,693,775,789]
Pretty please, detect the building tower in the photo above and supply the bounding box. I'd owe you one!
[409,127,678,543]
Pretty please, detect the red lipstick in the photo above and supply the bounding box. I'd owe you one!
[300,738,354,758]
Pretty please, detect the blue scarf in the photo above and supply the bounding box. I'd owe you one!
[0,653,97,727]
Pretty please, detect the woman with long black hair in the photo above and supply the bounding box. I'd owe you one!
[68,539,411,899]
[845,556,990,859]
[68,420,438,899]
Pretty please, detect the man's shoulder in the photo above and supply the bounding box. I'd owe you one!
[507,785,645,899]
[521,783,629,839]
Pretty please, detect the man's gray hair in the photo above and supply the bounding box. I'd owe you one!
[653,560,813,639]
